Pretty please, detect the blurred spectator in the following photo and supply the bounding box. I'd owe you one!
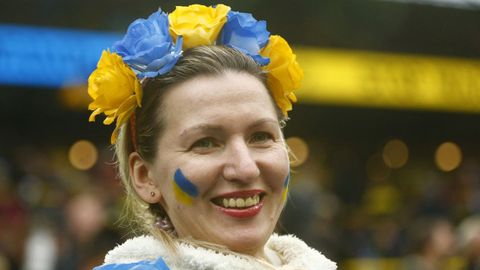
[402,217,456,270]
[457,215,480,270]
[0,158,28,270]
[23,220,57,270]
[54,190,120,270]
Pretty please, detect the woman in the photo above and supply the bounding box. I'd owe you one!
[88,4,336,269]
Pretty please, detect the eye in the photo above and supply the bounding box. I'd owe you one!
[249,132,274,144]
[190,137,218,151]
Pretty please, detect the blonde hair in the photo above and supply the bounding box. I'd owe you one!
[114,45,286,252]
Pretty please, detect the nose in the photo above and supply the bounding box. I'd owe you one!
[222,138,260,183]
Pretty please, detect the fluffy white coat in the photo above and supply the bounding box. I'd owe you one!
[101,234,337,270]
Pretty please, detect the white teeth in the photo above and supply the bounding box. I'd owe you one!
[221,195,261,208]
[236,198,245,207]
[245,197,254,207]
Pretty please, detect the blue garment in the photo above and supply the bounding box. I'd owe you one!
[93,257,170,270]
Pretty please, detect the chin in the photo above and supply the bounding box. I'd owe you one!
[218,226,272,256]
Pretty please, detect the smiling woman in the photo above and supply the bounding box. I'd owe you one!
[87,4,336,270]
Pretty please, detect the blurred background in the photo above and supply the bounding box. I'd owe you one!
[1,0,480,269]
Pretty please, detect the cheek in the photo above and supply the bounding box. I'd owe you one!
[261,149,290,193]
[161,156,221,206]
[172,168,199,205]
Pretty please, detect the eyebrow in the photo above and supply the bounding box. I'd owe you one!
[249,118,279,129]
[180,118,278,138]
[180,124,223,138]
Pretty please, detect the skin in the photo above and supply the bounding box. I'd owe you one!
[131,71,290,261]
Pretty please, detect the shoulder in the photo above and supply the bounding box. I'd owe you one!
[96,235,263,270]
[267,234,337,270]
[103,235,166,264]
[96,234,337,270]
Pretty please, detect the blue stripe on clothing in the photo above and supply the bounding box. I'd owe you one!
[93,257,170,270]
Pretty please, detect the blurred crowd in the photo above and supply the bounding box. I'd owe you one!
[1,140,480,270]
[281,140,480,270]
[0,145,123,270]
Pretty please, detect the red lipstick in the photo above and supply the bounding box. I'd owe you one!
[215,189,263,198]
[213,201,264,218]
[211,189,265,218]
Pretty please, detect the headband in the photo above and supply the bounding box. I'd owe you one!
[87,4,303,144]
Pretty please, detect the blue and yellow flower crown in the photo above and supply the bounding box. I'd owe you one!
[88,4,303,144]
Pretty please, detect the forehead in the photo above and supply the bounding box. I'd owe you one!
[161,71,278,129]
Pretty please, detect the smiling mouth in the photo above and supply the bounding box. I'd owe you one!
[211,191,265,209]
[212,194,261,209]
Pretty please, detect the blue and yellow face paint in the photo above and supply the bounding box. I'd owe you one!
[172,168,199,205]
[281,172,290,202]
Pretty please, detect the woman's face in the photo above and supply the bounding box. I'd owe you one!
[149,71,289,257]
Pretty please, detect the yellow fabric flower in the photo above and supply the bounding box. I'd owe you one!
[88,50,142,144]
[168,4,230,49]
[260,35,303,116]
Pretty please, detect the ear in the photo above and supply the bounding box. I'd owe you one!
[129,152,161,204]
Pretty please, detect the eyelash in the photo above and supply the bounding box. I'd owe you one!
[249,132,274,144]
[189,132,275,152]
[190,137,218,150]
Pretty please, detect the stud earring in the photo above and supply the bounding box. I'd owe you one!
[150,191,155,197]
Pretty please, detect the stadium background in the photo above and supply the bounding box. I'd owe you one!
[1,0,480,269]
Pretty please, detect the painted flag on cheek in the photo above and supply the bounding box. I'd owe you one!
[282,173,290,202]
[173,168,199,205]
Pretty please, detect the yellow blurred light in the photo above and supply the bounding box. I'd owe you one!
[68,140,98,170]
[363,184,400,215]
[286,137,309,167]
[382,139,409,169]
[435,142,462,172]
[296,47,480,113]
[366,154,391,182]
[58,84,91,110]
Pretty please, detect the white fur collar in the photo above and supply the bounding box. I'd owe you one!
[102,234,336,270]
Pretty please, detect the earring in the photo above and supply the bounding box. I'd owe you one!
[150,191,155,197]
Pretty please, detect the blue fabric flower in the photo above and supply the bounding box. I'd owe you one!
[93,258,170,270]
[112,10,183,78]
[218,11,270,66]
